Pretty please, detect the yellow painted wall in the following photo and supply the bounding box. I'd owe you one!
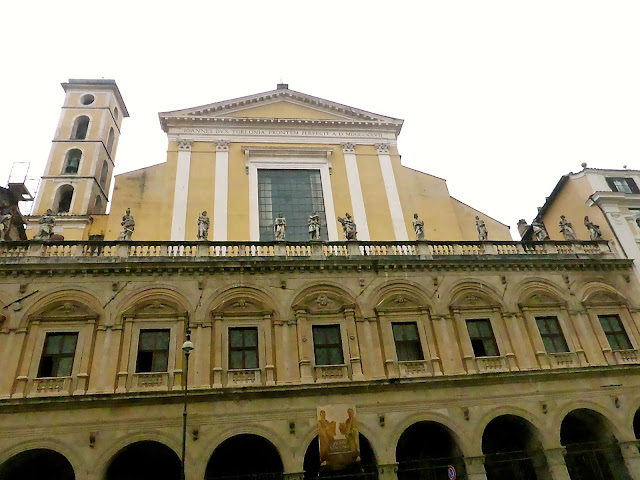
[541,176,615,242]
[225,101,348,120]
[451,198,512,241]
[186,143,215,241]
[356,145,394,240]
[106,146,177,240]
[226,143,250,240]
[88,215,109,237]
[325,146,353,237]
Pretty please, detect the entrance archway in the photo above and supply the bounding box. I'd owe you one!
[304,435,377,480]
[482,415,549,480]
[105,440,180,480]
[561,409,629,480]
[0,448,75,480]
[396,421,466,480]
[205,434,283,480]
[634,407,640,440]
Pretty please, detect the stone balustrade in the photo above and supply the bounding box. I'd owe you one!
[0,239,615,261]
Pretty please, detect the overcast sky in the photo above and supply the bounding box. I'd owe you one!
[2,1,638,239]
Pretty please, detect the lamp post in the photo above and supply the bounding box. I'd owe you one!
[181,329,194,480]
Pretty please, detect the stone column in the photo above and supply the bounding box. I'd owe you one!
[464,455,487,480]
[569,309,605,365]
[585,307,615,364]
[74,318,96,395]
[420,309,442,375]
[213,140,229,240]
[116,317,134,393]
[544,447,571,480]
[9,325,33,398]
[262,314,275,385]
[340,143,370,240]
[0,327,26,398]
[170,139,193,241]
[295,310,314,383]
[377,463,398,480]
[452,310,477,373]
[620,441,640,479]
[344,308,364,380]
[375,143,408,241]
[377,311,399,378]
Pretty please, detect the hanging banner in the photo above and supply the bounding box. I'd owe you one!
[317,405,360,470]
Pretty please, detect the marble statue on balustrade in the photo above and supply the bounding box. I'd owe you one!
[584,216,602,241]
[274,213,286,241]
[308,212,321,240]
[197,211,210,240]
[559,215,576,241]
[0,211,12,241]
[338,213,357,241]
[413,213,425,240]
[118,208,135,241]
[475,216,488,241]
[34,209,55,240]
[531,220,549,241]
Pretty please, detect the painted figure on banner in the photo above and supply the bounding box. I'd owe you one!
[274,213,286,241]
[338,213,357,241]
[197,211,210,240]
[413,213,425,240]
[309,212,321,240]
[317,405,360,470]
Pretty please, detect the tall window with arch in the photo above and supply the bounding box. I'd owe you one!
[106,127,115,155]
[71,115,90,140]
[63,149,82,174]
[99,160,109,190]
[55,185,74,213]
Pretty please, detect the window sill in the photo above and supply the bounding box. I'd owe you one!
[475,356,508,373]
[30,376,72,397]
[397,360,431,377]
[613,349,640,365]
[315,364,349,382]
[132,372,169,391]
[227,368,261,386]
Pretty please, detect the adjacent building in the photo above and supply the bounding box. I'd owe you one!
[2,81,640,480]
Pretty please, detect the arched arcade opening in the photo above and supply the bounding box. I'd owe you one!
[205,434,284,480]
[304,434,377,480]
[561,409,629,480]
[482,415,549,480]
[105,440,181,480]
[396,421,466,480]
[0,448,75,480]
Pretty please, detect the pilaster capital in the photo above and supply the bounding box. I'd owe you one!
[463,455,485,474]
[216,140,229,152]
[341,143,356,154]
[543,447,568,466]
[178,139,193,151]
[375,143,390,154]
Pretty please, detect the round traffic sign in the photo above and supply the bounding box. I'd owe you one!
[447,465,456,480]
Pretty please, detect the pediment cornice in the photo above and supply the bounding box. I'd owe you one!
[159,87,404,134]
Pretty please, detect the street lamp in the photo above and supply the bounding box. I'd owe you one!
[181,329,195,480]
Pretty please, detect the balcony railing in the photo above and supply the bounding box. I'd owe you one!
[0,240,615,261]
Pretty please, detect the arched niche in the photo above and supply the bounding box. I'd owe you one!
[561,408,630,480]
[53,184,74,214]
[396,421,466,480]
[105,440,180,480]
[209,288,276,388]
[291,286,362,384]
[16,299,99,398]
[482,415,549,480]
[70,115,89,140]
[205,434,284,480]
[0,448,75,480]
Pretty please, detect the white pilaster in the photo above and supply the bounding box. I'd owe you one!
[376,143,408,240]
[213,140,229,241]
[341,143,370,240]
[170,139,192,241]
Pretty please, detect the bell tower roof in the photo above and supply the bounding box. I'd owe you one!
[61,79,129,117]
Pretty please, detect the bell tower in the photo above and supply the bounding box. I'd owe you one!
[29,79,128,240]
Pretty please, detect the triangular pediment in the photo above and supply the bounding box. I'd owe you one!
[159,87,403,131]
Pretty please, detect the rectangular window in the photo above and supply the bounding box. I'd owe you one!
[535,316,569,353]
[466,319,499,357]
[37,332,78,378]
[598,314,633,351]
[392,322,424,361]
[228,327,259,369]
[313,325,344,366]
[136,329,170,373]
[258,169,328,241]
[606,177,640,194]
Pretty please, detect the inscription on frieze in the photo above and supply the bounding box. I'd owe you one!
[181,127,386,138]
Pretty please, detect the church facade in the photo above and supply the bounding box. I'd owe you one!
[2,80,640,480]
